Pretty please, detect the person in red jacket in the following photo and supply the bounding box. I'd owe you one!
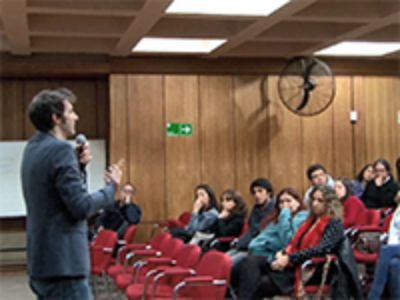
[335,176,367,228]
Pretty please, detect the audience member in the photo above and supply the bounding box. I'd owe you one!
[233,187,308,299]
[362,159,399,208]
[335,177,367,228]
[368,188,400,300]
[227,178,276,266]
[171,184,219,243]
[95,183,141,238]
[353,164,375,198]
[304,164,335,206]
[200,189,247,252]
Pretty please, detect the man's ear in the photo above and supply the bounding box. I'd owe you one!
[52,113,62,126]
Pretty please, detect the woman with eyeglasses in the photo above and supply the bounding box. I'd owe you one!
[362,159,399,208]
[95,183,142,237]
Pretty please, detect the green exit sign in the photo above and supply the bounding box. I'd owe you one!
[167,123,193,137]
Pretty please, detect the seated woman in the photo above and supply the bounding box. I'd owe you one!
[234,187,308,299]
[362,159,398,208]
[171,184,219,243]
[270,186,363,300]
[203,189,247,252]
[353,163,374,198]
[335,176,367,228]
[368,189,400,300]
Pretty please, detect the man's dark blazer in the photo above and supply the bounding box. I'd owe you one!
[21,132,116,279]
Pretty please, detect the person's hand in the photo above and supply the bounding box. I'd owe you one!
[193,198,203,213]
[124,194,132,204]
[104,163,122,187]
[78,142,92,166]
[271,254,289,271]
[375,176,384,187]
[219,209,230,219]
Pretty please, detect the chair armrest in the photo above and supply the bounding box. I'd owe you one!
[184,275,214,284]
[147,257,175,265]
[163,267,195,277]
[91,245,114,253]
[172,276,227,300]
[351,226,384,235]
[117,240,127,246]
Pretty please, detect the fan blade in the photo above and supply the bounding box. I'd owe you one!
[296,89,310,111]
[303,60,317,88]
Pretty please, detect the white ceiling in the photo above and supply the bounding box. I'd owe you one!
[0,0,399,59]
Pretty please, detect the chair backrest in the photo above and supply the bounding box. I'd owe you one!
[123,224,137,244]
[365,209,381,226]
[91,229,118,270]
[175,244,202,269]
[150,232,172,250]
[178,211,192,226]
[161,238,185,259]
[185,251,232,300]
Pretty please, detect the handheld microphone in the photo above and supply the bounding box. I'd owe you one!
[76,133,87,149]
[75,133,88,175]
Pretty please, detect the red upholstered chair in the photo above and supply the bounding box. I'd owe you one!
[151,211,192,236]
[351,209,393,292]
[125,244,202,300]
[111,224,138,264]
[113,234,174,292]
[126,250,232,300]
[90,229,118,296]
[107,232,171,281]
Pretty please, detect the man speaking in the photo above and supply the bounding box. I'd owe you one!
[21,88,122,299]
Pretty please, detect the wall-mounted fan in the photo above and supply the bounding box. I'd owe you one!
[278,56,335,116]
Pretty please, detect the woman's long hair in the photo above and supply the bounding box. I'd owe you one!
[220,189,248,217]
[194,184,219,213]
[356,163,373,182]
[309,185,343,221]
[261,187,305,229]
[336,176,355,203]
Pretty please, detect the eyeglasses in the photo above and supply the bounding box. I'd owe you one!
[123,189,135,194]
[375,168,386,173]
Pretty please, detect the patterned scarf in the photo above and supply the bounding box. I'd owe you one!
[285,215,332,295]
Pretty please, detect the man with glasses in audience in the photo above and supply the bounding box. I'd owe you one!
[95,183,142,237]
[303,163,335,207]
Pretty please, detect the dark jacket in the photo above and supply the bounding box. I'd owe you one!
[236,198,276,250]
[96,202,142,231]
[331,237,364,300]
[211,212,245,238]
[362,177,399,208]
[21,132,116,279]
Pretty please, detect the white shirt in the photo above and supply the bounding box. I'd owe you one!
[388,205,400,245]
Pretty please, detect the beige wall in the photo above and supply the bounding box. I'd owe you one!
[110,74,400,228]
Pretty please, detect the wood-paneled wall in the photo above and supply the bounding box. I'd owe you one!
[110,74,400,225]
[0,79,108,140]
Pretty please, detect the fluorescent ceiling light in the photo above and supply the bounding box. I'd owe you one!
[166,0,291,16]
[315,41,400,57]
[132,37,226,53]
